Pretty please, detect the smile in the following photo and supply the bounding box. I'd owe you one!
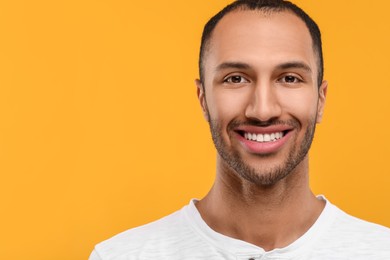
[244,132,284,143]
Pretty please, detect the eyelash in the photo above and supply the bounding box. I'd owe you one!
[222,74,304,85]
[279,75,303,84]
[223,75,249,84]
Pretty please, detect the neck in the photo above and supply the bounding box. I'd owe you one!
[196,155,324,251]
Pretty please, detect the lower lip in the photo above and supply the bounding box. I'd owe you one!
[235,131,292,154]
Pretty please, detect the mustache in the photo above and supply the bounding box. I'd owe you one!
[227,118,300,130]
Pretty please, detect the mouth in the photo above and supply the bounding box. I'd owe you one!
[234,129,292,154]
[243,131,286,143]
[233,124,295,154]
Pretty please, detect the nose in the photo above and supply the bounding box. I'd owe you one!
[244,82,282,122]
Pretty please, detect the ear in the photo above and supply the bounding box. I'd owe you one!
[316,80,328,123]
[195,79,209,122]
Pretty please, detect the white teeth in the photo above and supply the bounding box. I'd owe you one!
[244,131,284,143]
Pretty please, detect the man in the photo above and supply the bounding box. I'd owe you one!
[90,0,390,259]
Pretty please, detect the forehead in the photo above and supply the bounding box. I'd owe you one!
[204,10,316,74]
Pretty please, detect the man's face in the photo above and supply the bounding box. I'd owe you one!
[197,10,327,186]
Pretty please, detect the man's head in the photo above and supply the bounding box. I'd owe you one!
[196,0,327,186]
[199,0,323,88]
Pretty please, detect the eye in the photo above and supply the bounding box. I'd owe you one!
[224,75,249,84]
[279,75,302,84]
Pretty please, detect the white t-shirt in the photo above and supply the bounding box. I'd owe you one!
[90,196,390,259]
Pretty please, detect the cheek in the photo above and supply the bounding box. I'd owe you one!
[206,89,249,121]
[277,88,318,122]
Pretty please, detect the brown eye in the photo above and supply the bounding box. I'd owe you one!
[231,76,242,83]
[224,75,248,84]
[280,75,302,84]
[285,76,296,83]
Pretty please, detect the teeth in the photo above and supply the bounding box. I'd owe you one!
[244,131,284,143]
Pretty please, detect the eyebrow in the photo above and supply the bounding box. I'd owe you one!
[276,61,312,73]
[215,61,312,73]
[215,62,251,72]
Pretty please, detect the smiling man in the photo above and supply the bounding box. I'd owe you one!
[90,1,390,259]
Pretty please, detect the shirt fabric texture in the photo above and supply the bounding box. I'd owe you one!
[90,196,390,260]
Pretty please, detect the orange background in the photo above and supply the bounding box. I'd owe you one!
[0,0,389,259]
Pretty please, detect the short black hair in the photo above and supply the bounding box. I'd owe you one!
[199,0,323,87]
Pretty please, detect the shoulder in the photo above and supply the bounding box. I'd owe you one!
[319,203,390,254]
[90,204,203,260]
[333,208,390,240]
